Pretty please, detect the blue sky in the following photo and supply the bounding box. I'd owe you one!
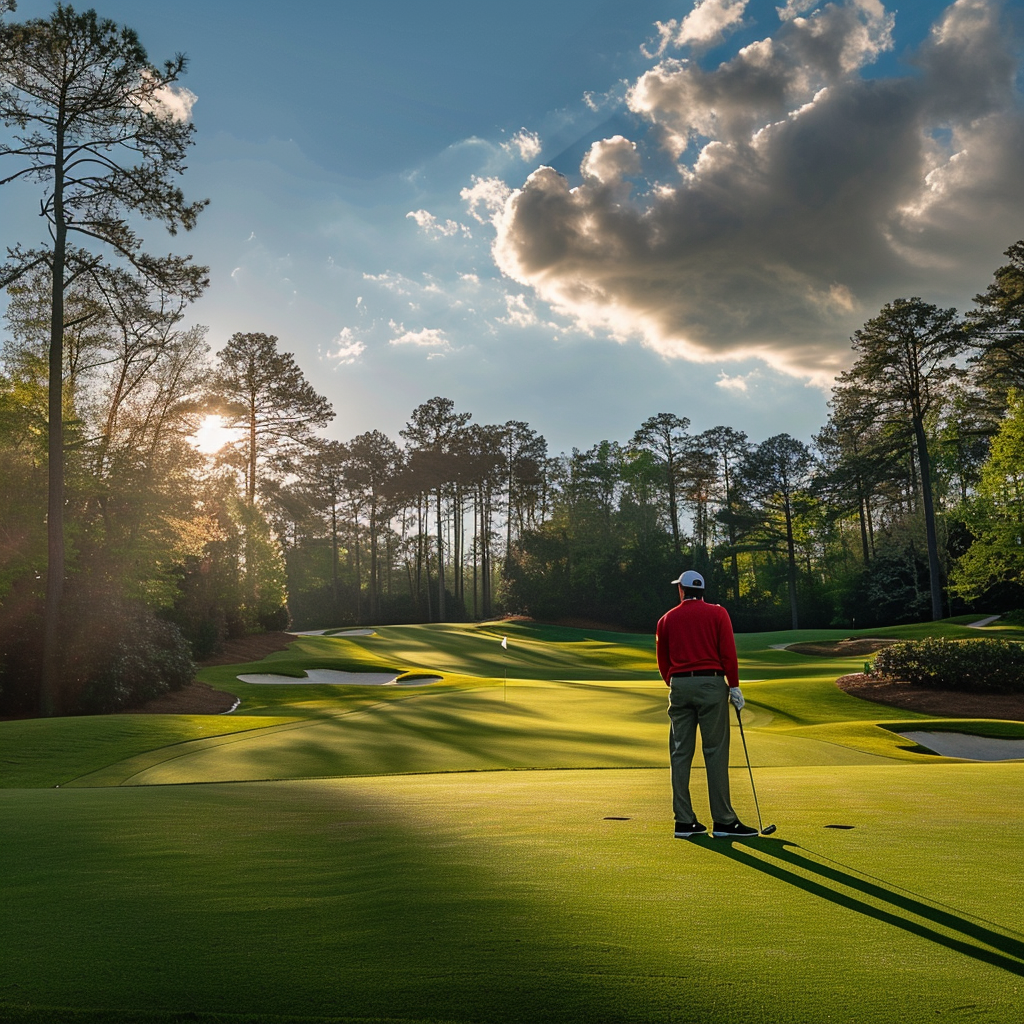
[2,0,1023,455]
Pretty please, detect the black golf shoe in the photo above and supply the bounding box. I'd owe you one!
[711,820,758,838]
[674,821,707,838]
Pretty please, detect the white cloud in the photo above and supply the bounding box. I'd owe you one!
[137,71,197,122]
[716,371,757,392]
[580,136,641,184]
[329,327,366,364]
[363,270,413,294]
[502,128,542,161]
[629,0,894,153]
[643,0,749,57]
[491,0,1022,382]
[389,324,451,349]
[776,0,819,21]
[153,84,197,122]
[406,208,469,238]
[461,175,513,224]
[498,293,539,328]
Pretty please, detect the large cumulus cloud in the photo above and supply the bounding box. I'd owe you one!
[491,0,1024,381]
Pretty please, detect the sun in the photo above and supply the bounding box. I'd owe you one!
[191,413,236,455]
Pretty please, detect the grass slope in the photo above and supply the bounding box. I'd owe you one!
[2,767,1022,1024]
[1,617,1023,1022]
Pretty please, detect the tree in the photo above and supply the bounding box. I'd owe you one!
[210,332,334,503]
[501,420,547,568]
[968,240,1024,416]
[739,434,813,629]
[950,390,1024,605]
[1,4,208,713]
[699,426,749,598]
[400,397,471,621]
[344,430,402,619]
[630,413,691,556]
[836,298,967,620]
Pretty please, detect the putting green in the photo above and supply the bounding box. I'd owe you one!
[1,619,1022,1022]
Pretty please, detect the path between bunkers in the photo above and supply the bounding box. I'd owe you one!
[1,618,1022,1023]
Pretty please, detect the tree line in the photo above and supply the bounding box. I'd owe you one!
[3,5,1024,716]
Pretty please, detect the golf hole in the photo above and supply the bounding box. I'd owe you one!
[603,816,631,821]
[824,824,855,829]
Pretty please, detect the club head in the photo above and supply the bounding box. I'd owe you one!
[761,824,777,836]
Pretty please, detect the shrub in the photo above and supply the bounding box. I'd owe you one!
[873,637,1024,694]
[0,579,196,716]
[74,614,195,714]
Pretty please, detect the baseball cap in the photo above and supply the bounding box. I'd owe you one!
[670,570,705,588]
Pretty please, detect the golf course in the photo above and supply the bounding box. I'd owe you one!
[2,617,1023,1024]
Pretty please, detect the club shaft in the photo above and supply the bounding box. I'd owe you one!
[735,706,765,833]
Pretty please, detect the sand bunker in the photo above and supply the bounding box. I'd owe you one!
[237,669,440,687]
[899,731,1024,761]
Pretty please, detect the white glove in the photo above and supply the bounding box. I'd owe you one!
[728,687,745,710]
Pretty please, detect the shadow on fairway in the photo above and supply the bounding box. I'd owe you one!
[696,837,1024,976]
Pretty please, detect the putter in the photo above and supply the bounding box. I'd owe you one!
[734,705,777,836]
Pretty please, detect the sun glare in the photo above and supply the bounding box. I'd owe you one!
[192,414,236,455]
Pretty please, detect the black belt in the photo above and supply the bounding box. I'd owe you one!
[671,671,726,678]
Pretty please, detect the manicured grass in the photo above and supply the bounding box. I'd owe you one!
[0,714,296,789]
[2,767,1022,1023]
[1,618,1022,1022]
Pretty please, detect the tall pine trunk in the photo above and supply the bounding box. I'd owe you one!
[41,138,67,717]
[435,488,446,620]
[913,416,945,620]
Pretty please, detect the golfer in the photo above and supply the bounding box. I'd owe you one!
[656,570,757,839]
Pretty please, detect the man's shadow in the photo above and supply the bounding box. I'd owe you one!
[693,836,1024,976]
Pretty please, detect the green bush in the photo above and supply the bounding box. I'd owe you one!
[73,612,196,714]
[873,637,1024,694]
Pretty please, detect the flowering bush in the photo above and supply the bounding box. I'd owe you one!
[873,637,1024,694]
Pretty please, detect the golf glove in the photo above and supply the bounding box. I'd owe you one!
[728,687,745,710]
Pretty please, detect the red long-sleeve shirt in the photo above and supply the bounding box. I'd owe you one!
[656,598,740,688]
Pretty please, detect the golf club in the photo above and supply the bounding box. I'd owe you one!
[734,705,777,836]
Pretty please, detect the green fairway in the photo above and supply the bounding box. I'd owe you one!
[1,619,1022,1023]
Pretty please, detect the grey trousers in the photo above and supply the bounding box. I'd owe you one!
[667,675,738,825]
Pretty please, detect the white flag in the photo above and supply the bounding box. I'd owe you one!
[501,636,508,650]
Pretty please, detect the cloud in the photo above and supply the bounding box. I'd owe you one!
[406,209,469,237]
[137,72,197,122]
[389,324,451,350]
[461,176,514,224]
[644,0,750,56]
[502,129,542,161]
[629,0,894,152]
[491,0,1024,382]
[580,136,641,184]
[498,294,539,328]
[716,370,758,392]
[329,327,366,364]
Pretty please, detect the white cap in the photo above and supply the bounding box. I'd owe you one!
[670,570,705,589]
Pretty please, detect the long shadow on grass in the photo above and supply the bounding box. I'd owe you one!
[697,837,1024,975]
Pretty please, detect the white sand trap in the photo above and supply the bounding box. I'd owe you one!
[899,731,1024,761]
[237,669,440,687]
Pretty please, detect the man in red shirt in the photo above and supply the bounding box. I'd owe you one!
[656,570,757,839]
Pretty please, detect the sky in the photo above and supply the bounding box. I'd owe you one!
[2,0,1023,456]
